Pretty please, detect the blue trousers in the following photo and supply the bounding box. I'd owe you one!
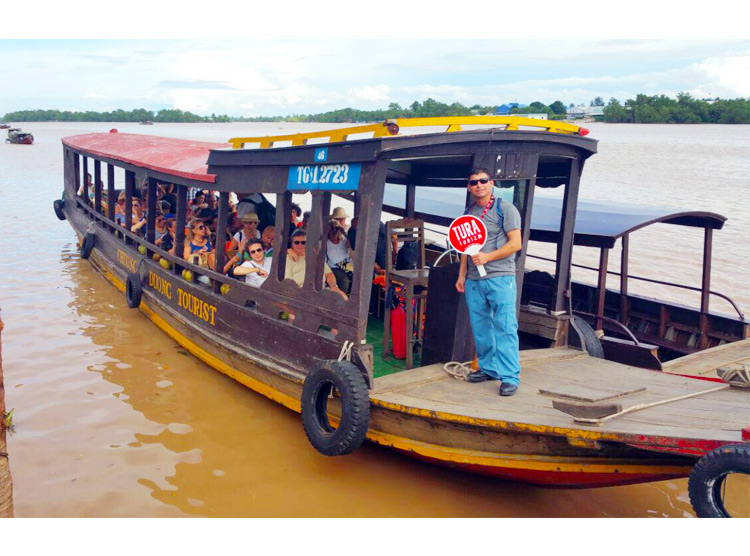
[464,275,521,385]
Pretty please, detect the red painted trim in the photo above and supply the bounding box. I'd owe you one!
[62,133,229,183]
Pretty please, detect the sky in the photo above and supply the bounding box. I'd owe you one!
[2,5,749,118]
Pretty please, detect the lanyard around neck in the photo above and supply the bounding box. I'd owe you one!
[478,195,495,220]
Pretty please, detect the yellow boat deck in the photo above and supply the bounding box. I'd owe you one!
[370,347,749,444]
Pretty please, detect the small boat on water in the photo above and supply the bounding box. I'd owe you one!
[0,123,11,130]
[139,120,154,125]
[6,128,33,144]
[54,117,750,517]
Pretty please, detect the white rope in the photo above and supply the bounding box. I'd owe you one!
[719,364,750,388]
[443,360,474,380]
[338,340,354,362]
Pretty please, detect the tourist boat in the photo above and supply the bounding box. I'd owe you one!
[6,128,33,144]
[54,117,750,517]
[0,123,11,130]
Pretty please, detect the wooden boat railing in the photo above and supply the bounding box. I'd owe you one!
[228,116,587,149]
[527,253,746,320]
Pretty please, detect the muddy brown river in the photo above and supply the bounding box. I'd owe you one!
[1,122,748,517]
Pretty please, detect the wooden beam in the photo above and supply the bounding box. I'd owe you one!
[94,159,102,214]
[595,248,609,331]
[124,170,134,245]
[620,234,629,325]
[213,191,230,292]
[82,156,89,203]
[146,177,157,245]
[552,158,582,313]
[174,184,188,268]
[107,164,115,223]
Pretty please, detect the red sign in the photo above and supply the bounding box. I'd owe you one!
[449,215,487,253]
[449,215,488,277]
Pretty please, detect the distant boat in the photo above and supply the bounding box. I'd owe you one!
[0,123,11,129]
[6,128,34,144]
[139,120,154,125]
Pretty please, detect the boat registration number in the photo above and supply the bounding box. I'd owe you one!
[288,163,361,190]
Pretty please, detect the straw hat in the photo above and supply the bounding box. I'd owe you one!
[241,212,260,223]
[331,207,349,219]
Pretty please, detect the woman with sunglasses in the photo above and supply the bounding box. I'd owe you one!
[184,218,215,269]
[231,239,271,288]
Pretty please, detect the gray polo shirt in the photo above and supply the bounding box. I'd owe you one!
[465,198,522,280]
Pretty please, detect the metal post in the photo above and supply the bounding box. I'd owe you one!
[406,183,416,218]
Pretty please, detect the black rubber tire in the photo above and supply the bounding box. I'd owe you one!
[570,315,605,359]
[125,273,143,309]
[53,199,66,221]
[301,360,370,456]
[80,232,95,260]
[688,443,750,518]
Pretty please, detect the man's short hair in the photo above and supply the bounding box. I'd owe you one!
[468,167,493,179]
[291,228,307,239]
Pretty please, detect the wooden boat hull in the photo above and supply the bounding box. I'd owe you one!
[69,212,712,489]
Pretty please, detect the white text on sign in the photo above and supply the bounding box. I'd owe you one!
[452,219,484,247]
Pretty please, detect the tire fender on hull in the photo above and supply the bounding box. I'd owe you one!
[688,443,750,518]
[80,232,95,260]
[301,360,370,456]
[53,199,66,221]
[126,272,143,309]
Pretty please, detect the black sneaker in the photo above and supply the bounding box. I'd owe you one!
[466,370,499,383]
[499,384,518,396]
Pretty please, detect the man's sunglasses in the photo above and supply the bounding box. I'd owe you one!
[249,248,263,254]
[468,178,490,186]
[293,240,306,245]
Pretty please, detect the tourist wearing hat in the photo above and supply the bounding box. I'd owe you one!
[331,207,350,231]
[227,211,261,261]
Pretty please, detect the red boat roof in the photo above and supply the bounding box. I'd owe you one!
[62,132,230,183]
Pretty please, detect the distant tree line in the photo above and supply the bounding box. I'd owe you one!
[3,95,748,124]
[0,108,232,123]
[603,94,750,124]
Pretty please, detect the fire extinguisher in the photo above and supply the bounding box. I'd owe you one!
[390,303,407,359]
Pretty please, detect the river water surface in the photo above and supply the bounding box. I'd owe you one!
[1,122,748,517]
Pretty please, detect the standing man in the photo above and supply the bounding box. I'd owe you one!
[455,168,523,396]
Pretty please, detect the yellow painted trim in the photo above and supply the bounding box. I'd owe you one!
[365,429,692,475]
[93,253,303,413]
[370,398,622,443]
[228,116,583,149]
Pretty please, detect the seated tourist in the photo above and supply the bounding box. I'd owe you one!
[156,217,176,254]
[260,225,275,258]
[285,229,346,300]
[184,218,215,269]
[326,218,353,293]
[154,212,168,243]
[130,198,147,236]
[231,239,272,288]
[228,212,261,259]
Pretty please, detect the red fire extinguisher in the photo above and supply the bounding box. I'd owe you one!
[390,303,407,359]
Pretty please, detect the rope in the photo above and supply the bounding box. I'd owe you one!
[338,340,354,362]
[443,360,474,380]
[718,364,750,388]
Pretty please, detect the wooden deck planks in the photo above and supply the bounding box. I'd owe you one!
[662,338,750,378]
[369,347,749,442]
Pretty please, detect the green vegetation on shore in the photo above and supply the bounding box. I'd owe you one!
[3,94,749,124]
